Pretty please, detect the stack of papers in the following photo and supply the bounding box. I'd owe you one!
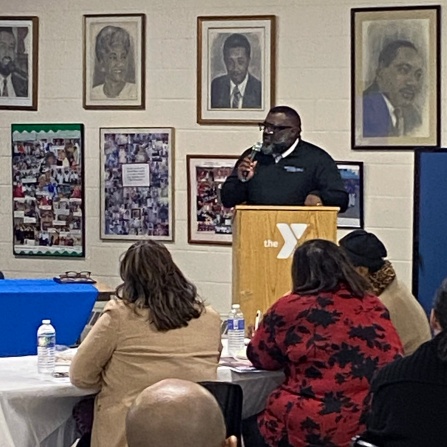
[219,356,262,373]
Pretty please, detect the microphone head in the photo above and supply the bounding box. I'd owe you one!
[252,141,263,152]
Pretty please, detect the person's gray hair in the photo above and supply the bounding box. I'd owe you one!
[95,26,131,62]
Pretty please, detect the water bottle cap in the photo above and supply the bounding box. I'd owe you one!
[42,319,51,324]
[232,304,240,309]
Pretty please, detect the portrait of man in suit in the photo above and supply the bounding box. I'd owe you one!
[363,40,424,138]
[0,27,29,98]
[210,33,262,109]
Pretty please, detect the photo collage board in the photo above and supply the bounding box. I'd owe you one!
[12,124,85,257]
[100,128,174,241]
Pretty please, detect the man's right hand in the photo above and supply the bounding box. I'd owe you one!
[237,157,257,182]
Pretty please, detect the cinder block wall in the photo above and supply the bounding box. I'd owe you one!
[1,0,440,314]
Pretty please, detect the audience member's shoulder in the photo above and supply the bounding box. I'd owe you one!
[269,292,304,314]
[372,338,435,390]
[103,297,129,314]
[203,305,221,321]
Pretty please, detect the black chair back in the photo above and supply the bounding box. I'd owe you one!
[199,381,243,447]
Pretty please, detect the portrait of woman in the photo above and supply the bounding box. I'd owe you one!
[91,25,137,100]
[83,14,145,109]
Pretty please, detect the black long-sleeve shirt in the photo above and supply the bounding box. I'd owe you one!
[362,335,447,447]
[220,139,348,212]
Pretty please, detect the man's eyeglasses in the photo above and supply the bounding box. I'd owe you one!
[258,122,295,133]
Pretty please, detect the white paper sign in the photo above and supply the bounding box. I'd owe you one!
[122,164,150,187]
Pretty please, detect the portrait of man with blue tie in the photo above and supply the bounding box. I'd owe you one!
[0,27,29,98]
[210,33,262,110]
[362,40,424,138]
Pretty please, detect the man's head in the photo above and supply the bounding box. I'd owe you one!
[339,229,387,276]
[223,33,251,85]
[261,105,302,154]
[126,379,237,447]
[375,40,423,109]
[0,27,16,76]
[95,26,131,83]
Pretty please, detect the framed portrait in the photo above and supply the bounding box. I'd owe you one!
[83,14,145,110]
[12,124,85,257]
[187,155,237,244]
[197,15,276,125]
[351,6,440,149]
[0,16,38,110]
[336,161,364,229]
[100,128,174,241]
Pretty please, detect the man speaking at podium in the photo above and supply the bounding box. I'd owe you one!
[220,106,348,212]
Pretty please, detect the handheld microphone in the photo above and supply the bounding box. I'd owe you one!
[242,141,263,180]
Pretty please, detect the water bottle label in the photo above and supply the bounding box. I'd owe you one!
[228,319,245,331]
[38,335,55,348]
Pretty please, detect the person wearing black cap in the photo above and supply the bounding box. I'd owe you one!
[339,229,431,356]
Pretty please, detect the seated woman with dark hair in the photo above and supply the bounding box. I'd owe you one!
[356,278,447,447]
[244,239,403,447]
[70,241,222,447]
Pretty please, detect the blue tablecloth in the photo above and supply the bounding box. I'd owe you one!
[0,279,98,357]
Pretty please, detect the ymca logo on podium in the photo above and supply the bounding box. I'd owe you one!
[263,223,308,259]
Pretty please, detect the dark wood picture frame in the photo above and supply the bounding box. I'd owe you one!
[0,16,38,111]
[83,14,146,110]
[187,155,238,245]
[100,127,174,241]
[197,15,276,125]
[351,6,440,149]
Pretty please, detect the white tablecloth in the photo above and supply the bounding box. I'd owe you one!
[0,355,284,447]
[0,356,95,447]
[217,366,284,419]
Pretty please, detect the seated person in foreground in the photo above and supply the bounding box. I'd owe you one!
[244,239,403,447]
[126,378,237,447]
[69,240,222,447]
[339,230,431,355]
[359,278,447,446]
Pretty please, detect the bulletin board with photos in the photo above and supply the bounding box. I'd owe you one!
[100,128,174,241]
[187,155,237,245]
[12,124,85,257]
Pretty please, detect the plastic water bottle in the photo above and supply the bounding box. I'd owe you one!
[37,319,56,374]
[228,304,245,357]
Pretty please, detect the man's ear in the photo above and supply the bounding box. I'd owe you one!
[223,436,238,447]
[430,309,442,334]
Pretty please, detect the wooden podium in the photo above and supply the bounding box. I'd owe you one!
[232,205,339,327]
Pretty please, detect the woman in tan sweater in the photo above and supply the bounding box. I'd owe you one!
[70,241,222,447]
[339,230,431,355]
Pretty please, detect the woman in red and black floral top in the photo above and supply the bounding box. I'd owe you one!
[245,239,403,447]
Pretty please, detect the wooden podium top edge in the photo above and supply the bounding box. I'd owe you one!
[234,205,340,211]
